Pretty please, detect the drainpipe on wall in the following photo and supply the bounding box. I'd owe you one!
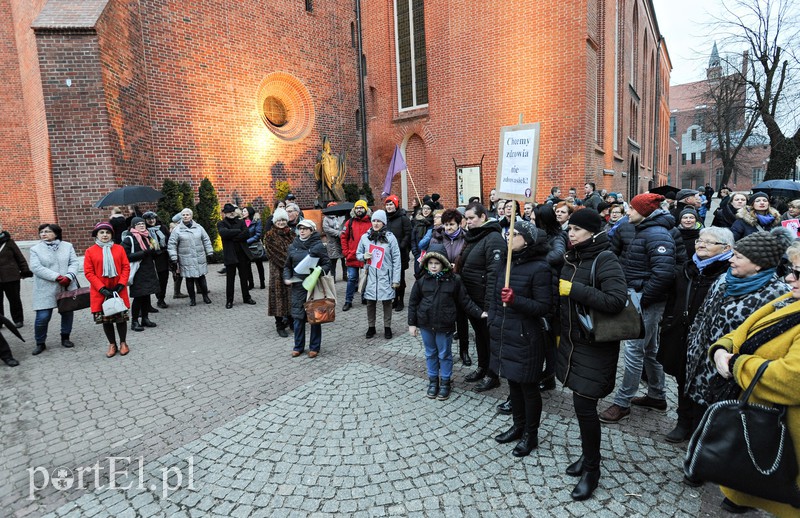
[355,0,369,185]
[653,36,663,185]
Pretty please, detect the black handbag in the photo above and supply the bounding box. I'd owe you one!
[55,274,91,314]
[684,361,800,507]
[248,242,267,261]
[575,251,645,342]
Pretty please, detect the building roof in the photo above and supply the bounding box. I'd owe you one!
[32,0,109,30]
[670,80,709,112]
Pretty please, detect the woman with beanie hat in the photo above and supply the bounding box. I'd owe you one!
[677,207,703,258]
[556,209,628,500]
[357,210,402,339]
[266,208,295,337]
[488,221,555,459]
[84,222,131,357]
[29,223,80,355]
[730,192,781,241]
[684,227,793,450]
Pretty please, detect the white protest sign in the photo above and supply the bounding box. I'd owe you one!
[496,123,540,201]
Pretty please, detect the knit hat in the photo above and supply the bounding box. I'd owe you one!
[675,189,699,202]
[172,213,182,223]
[568,208,603,234]
[749,192,769,206]
[92,222,114,237]
[679,207,698,221]
[130,217,145,228]
[272,208,289,222]
[420,250,451,271]
[143,211,157,219]
[385,195,400,208]
[630,193,665,218]
[431,193,441,203]
[734,227,795,270]
[371,210,388,225]
[296,219,316,231]
[597,201,612,213]
[513,220,541,246]
[354,199,369,211]
[222,203,237,214]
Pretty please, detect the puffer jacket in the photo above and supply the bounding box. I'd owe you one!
[556,233,628,398]
[340,208,372,267]
[408,268,482,333]
[385,208,412,268]
[283,232,331,320]
[487,233,554,384]
[121,234,160,298]
[611,213,687,268]
[167,222,214,278]
[730,206,782,241]
[356,229,402,301]
[457,220,506,310]
[618,209,676,307]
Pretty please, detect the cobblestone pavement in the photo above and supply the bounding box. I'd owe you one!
[0,259,763,517]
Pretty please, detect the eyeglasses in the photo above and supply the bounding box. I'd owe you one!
[695,239,727,247]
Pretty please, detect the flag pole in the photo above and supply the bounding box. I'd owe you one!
[405,166,423,207]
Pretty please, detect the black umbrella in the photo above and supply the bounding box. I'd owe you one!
[649,184,680,196]
[95,186,163,208]
[0,315,25,341]
[753,180,800,193]
[321,202,354,216]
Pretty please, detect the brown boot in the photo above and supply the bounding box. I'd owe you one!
[119,342,129,356]
[106,343,117,358]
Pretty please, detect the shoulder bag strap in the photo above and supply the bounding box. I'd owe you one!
[739,360,771,404]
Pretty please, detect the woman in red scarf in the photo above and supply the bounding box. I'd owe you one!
[122,217,161,332]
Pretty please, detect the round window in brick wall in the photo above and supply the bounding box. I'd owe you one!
[257,73,315,141]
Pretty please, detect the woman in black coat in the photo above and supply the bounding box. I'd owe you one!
[556,209,627,501]
[143,211,171,309]
[283,219,331,357]
[657,226,733,444]
[122,217,160,331]
[488,221,554,458]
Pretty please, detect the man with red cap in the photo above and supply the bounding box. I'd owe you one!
[600,193,676,423]
[383,194,413,311]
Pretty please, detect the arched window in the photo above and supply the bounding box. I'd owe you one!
[394,0,429,110]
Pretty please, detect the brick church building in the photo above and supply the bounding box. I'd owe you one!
[1,0,669,246]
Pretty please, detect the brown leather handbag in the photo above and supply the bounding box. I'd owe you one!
[304,274,336,324]
[56,274,91,314]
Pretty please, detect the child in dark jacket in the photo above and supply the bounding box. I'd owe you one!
[408,251,486,400]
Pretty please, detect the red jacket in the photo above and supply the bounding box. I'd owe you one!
[84,244,131,312]
[341,214,372,267]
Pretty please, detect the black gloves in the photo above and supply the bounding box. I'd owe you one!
[99,287,113,298]
[114,284,125,293]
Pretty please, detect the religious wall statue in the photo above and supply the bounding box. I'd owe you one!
[314,136,346,202]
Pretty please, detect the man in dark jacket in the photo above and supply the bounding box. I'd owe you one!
[384,194,413,311]
[459,202,506,392]
[582,183,603,210]
[600,193,675,423]
[218,203,256,309]
[670,189,700,222]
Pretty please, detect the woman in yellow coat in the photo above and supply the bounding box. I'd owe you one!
[710,239,800,516]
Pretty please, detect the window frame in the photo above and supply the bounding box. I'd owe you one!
[394,0,429,112]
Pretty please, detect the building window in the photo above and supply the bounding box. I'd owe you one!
[669,116,676,137]
[691,128,697,141]
[715,168,723,189]
[395,0,429,110]
[263,97,288,127]
[691,152,696,164]
[668,154,672,166]
[752,168,765,185]
[701,151,706,164]
[356,109,361,131]
[682,153,686,165]
[305,0,312,12]
[351,22,356,47]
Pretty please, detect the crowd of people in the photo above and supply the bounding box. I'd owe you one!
[2,183,800,513]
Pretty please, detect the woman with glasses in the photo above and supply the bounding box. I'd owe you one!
[683,228,792,461]
[657,227,733,444]
[29,224,80,355]
[705,239,800,515]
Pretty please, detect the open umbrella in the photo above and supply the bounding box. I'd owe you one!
[321,202,354,216]
[95,186,163,208]
[649,184,680,196]
[752,180,800,201]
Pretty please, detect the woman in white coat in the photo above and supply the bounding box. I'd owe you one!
[167,208,214,306]
[29,223,80,355]
[356,210,401,340]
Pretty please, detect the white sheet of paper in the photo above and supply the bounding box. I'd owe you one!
[294,255,319,274]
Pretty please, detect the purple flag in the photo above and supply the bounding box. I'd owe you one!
[381,145,407,197]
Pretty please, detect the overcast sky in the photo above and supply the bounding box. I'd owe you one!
[652,0,727,85]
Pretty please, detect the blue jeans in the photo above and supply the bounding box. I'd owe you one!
[613,301,666,407]
[345,266,359,304]
[34,308,74,345]
[293,318,321,353]
[420,328,453,381]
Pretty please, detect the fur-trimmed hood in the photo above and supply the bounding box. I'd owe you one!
[736,205,781,227]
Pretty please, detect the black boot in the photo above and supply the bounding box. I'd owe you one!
[494,424,524,444]
[189,297,197,306]
[202,293,212,304]
[277,327,289,338]
[141,317,157,328]
[61,333,75,348]
[365,327,376,339]
[496,397,512,415]
[131,319,144,332]
[199,277,212,304]
[665,423,692,443]
[157,299,168,309]
[571,470,600,501]
[539,375,556,391]
[2,357,19,367]
[426,377,438,399]
[460,351,472,366]
[32,343,46,355]
[474,376,500,392]
[437,379,451,400]
[566,455,585,477]
[512,432,538,457]
[384,327,392,339]
[464,368,486,383]
[173,278,188,298]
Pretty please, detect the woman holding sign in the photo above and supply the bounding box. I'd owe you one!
[357,210,401,340]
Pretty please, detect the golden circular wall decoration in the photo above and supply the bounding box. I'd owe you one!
[256,73,315,141]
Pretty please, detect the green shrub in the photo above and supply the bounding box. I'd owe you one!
[343,183,360,202]
[275,180,292,202]
[196,177,222,252]
[157,179,181,223]
[179,181,194,210]
[360,183,375,206]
